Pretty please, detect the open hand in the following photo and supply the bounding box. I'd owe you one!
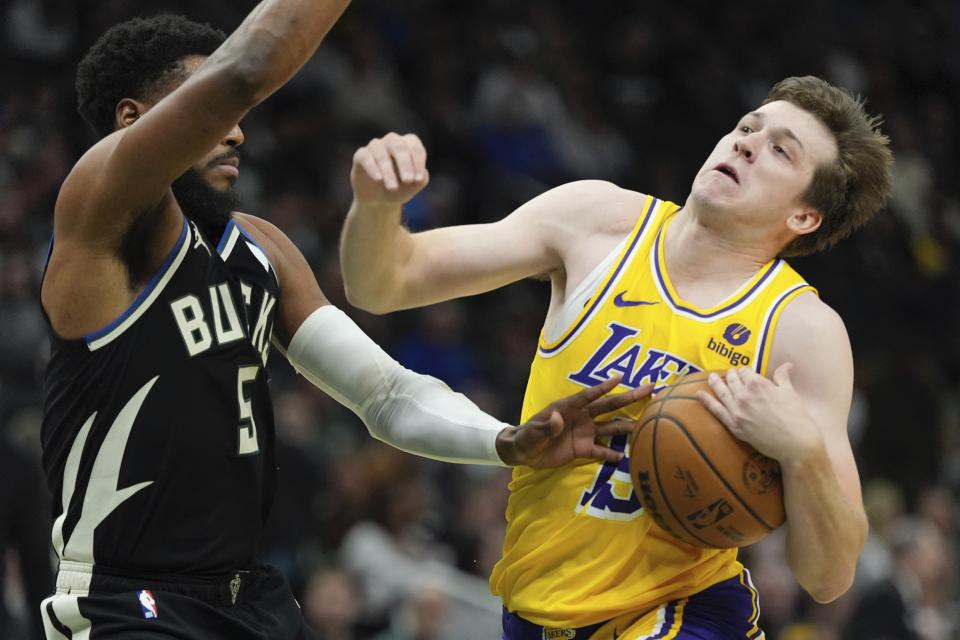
[496,376,654,468]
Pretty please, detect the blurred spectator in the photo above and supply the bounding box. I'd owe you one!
[371,586,451,640]
[393,302,479,390]
[340,467,453,622]
[844,516,957,640]
[0,430,54,640]
[301,566,371,640]
[856,479,908,590]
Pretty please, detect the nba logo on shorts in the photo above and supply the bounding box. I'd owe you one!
[137,590,159,619]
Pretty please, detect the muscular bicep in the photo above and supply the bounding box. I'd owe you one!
[388,180,640,309]
[394,217,555,307]
[60,56,257,246]
[770,294,863,508]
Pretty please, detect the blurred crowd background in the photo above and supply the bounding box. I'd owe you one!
[1,0,959,638]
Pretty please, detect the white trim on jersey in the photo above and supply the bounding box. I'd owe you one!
[537,197,663,359]
[219,223,242,260]
[246,241,270,273]
[650,248,787,324]
[86,222,192,351]
[51,411,95,557]
[41,594,91,639]
[61,377,158,564]
[542,235,628,344]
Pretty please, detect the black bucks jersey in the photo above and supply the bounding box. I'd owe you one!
[41,216,280,576]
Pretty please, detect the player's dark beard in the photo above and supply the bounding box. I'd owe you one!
[171,166,239,243]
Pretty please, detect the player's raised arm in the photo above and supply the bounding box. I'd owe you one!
[59,0,350,247]
[339,133,639,313]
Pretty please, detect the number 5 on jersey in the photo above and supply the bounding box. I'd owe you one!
[237,365,260,455]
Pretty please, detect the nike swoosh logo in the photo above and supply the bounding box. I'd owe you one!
[613,291,659,307]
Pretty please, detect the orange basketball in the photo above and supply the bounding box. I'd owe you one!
[629,370,785,548]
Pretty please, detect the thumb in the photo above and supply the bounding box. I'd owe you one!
[525,410,564,437]
[773,362,794,388]
[547,410,564,438]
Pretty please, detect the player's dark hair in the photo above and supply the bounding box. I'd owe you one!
[76,14,227,139]
[765,76,893,257]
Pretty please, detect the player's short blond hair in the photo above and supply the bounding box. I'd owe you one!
[766,76,893,257]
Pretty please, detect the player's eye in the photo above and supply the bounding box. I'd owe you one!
[739,125,753,134]
[773,144,789,158]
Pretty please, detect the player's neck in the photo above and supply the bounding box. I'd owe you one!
[664,208,774,295]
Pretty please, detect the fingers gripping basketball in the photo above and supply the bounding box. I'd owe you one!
[630,371,785,548]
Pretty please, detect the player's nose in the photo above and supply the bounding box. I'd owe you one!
[733,134,756,162]
[224,123,245,148]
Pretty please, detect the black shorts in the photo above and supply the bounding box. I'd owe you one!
[41,563,314,639]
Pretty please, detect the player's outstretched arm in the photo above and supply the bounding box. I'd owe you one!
[340,133,633,314]
[58,0,350,248]
[697,294,867,603]
[240,214,650,467]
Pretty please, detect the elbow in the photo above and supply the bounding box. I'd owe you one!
[217,30,285,105]
[343,282,399,315]
[225,57,271,105]
[343,291,390,315]
[802,571,856,604]
[201,56,263,109]
[797,518,867,604]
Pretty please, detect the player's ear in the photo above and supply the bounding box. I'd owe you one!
[115,98,149,130]
[786,206,822,237]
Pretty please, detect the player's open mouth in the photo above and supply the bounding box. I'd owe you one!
[712,164,739,184]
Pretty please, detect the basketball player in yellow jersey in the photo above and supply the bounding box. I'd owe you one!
[338,76,893,639]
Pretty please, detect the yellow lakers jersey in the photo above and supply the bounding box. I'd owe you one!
[490,195,815,628]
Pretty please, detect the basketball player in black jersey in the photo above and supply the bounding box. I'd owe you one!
[38,2,652,638]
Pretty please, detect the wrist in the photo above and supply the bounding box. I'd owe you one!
[779,430,828,472]
[495,426,520,466]
[350,197,404,216]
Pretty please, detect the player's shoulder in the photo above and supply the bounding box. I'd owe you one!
[233,211,279,242]
[774,292,850,361]
[526,180,649,233]
[781,292,845,331]
[232,212,290,260]
[539,180,646,210]
[232,212,307,277]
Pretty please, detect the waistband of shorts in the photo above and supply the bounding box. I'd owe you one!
[502,608,607,640]
[55,560,268,606]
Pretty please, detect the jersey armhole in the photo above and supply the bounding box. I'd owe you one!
[538,196,662,357]
[84,218,191,351]
[752,284,818,376]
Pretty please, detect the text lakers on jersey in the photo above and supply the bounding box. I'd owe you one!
[490,196,814,628]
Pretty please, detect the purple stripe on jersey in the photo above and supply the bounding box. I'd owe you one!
[754,283,809,373]
[539,197,659,355]
[653,227,782,319]
[84,217,189,343]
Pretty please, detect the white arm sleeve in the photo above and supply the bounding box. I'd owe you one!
[286,305,510,466]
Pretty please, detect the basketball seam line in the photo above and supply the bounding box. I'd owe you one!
[651,420,716,547]
[667,415,777,531]
[651,388,716,547]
